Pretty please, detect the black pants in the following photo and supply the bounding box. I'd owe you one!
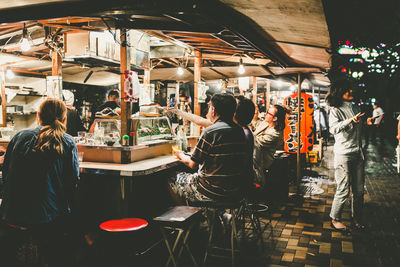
[0,217,76,267]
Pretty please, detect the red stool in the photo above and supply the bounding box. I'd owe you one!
[100,218,148,232]
[99,218,149,265]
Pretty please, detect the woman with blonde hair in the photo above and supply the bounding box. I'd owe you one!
[0,98,79,266]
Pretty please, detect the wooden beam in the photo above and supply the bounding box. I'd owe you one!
[209,67,229,79]
[260,65,276,77]
[194,50,201,116]
[120,29,130,144]
[144,30,192,50]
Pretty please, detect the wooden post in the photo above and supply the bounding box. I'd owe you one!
[266,79,271,111]
[252,76,257,104]
[0,70,6,127]
[194,50,201,116]
[297,73,302,190]
[52,50,62,77]
[221,80,227,93]
[120,29,130,142]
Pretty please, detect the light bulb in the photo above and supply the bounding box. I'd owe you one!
[352,72,358,78]
[361,50,370,59]
[6,69,15,79]
[238,64,245,74]
[177,66,184,75]
[20,37,30,51]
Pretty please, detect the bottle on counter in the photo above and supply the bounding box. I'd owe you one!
[122,135,130,146]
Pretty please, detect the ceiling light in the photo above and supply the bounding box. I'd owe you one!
[6,68,15,79]
[177,65,184,75]
[20,24,31,52]
[352,72,358,78]
[238,58,245,74]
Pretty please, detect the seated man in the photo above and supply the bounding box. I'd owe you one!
[170,93,248,203]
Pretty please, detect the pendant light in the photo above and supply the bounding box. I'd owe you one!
[238,58,245,74]
[20,24,31,52]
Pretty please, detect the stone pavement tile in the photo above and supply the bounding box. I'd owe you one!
[290,211,299,216]
[294,250,307,260]
[285,224,304,229]
[266,264,286,267]
[287,238,299,246]
[282,229,293,236]
[298,236,310,243]
[286,245,308,252]
[281,252,294,262]
[304,265,318,267]
[341,241,354,254]
[319,242,331,254]
[302,231,322,237]
[330,258,342,267]
[292,228,303,234]
[272,237,289,242]
[272,213,282,218]
[296,222,315,228]
[317,206,325,213]
[275,241,288,248]
[323,221,332,229]
[330,241,342,256]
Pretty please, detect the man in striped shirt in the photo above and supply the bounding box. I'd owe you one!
[170,93,248,203]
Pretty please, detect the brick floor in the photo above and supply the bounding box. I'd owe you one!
[257,141,400,267]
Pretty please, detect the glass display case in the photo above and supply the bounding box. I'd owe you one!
[89,118,120,146]
[131,116,173,145]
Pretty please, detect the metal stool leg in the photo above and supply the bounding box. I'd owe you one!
[161,227,183,267]
[203,209,216,266]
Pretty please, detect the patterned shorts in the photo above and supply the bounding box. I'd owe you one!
[169,172,212,203]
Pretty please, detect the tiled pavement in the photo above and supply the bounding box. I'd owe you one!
[259,141,400,267]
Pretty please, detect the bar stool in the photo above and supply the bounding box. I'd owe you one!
[153,206,202,267]
[191,199,245,267]
[99,218,149,265]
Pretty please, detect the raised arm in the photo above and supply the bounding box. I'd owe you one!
[167,108,212,128]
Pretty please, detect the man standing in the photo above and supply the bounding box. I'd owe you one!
[369,102,384,143]
[169,93,248,203]
[62,90,86,136]
[89,90,120,128]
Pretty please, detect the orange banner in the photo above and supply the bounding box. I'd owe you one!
[284,93,315,153]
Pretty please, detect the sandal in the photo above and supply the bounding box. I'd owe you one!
[330,221,348,232]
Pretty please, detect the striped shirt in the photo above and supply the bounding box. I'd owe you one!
[191,119,248,200]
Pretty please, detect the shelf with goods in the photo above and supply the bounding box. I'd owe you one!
[4,76,48,132]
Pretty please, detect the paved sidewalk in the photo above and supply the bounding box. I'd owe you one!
[261,141,400,267]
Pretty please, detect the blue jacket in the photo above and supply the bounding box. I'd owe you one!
[0,126,79,225]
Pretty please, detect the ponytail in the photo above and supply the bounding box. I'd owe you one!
[36,99,67,155]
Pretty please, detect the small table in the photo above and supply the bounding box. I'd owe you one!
[153,206,202,267]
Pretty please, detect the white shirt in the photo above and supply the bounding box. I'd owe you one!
[372,107,384,125]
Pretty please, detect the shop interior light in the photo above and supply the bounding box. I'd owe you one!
[20,24,31,52]
[6,68,15,79]
[352,72,358,78]
[177,64,184,75]
[238,58,245,74]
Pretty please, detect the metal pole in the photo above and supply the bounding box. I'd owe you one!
[297,73,301,190]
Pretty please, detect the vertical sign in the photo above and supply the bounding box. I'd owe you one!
[284,92,315,153]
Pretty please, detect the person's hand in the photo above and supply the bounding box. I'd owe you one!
[172,148,183,159]
[367,117,372,125]
[351,112,364,124]
[164,106,178,115]
[397,134,400,141]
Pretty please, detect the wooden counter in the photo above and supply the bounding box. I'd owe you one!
[79,154,181,177]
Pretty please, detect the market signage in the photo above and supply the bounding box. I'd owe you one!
[283,93,315,153]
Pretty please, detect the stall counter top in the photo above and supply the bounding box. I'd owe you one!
[79,155,181,177]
